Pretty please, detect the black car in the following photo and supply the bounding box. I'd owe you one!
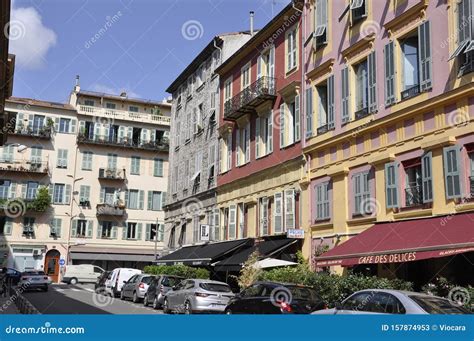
[225,281,326,314]
[144,275,184,309]
[3,268,22,285]
[94,271,111,293]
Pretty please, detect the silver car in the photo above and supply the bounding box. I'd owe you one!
[163,279,234,314]
[312,289,470,315]
[120,274,155,303]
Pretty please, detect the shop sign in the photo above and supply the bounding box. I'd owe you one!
[358,252,417,264]
[287,229,304,239]
[200,224,210,241]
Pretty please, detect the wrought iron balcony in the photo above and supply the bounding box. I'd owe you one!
[98,168,126,181]
[96,203,125,216]
[0,159,49,174]
[405,185,423,207]
[224,76,277,120]
[9,127,52,139]
[22,225,35,236]
[77,134,169,152]
[401,84,420,101]
[354,107,369,120]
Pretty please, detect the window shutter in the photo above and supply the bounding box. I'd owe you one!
[341,66,350,123]
[284,189,295,230]
[421,152,433,203]
[260,197,269,236]
[443,146,462,199]
[97,223,102,238]
[354,174,362,214]
[227,134,232,171]
[235,129,240,166]
[279,103,286,148]
[145,224,151,241]
[327,75,335,129]
[257,55,263,79]
[268,111,273,153]
[21,183,27,199]
[71,220,77,237]
[274,192,283,233]
[229,205,237,239]
[139,190,145,210]
[70,119,77,133]
[155,159,163,177]
[367,51,377,113]
[111,226,118,239]
[87,221,93,238]
[147,191,153,210]
[385,162,399,208]
[269,47,275,78]
[64,184,71,204]
[306,87,313,138]
[162,192,167,207]
[384,42,396,105]
[419,21,432,92]
[54,117,60,132]
[4,218,12,235]
[294,94,300,142]
[8,182,16,199]
[15,113,24,131]
[137,223,143,240]
[245,124,250,162]
[122,222,128,240]
[255,117,260,158]
[100,187,105,204]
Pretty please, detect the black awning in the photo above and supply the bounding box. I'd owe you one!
[155,238,252,266]
[214,238,298,272]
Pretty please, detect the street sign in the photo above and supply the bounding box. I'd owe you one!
[59,259,65,266]
[200,224,210,241]
[287,229,304,239]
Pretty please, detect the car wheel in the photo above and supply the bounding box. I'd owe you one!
[43,285,48,292]
[163,298,170,314]
[153,296,161,310]
[184,301,192,315]
[69,278,78,285]
[132,291,140,303]
[225,308,232,315]
[143,294,148,306]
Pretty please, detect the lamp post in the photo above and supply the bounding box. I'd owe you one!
[66,175,83,265]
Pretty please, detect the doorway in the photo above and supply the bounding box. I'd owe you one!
[44,249,61,283]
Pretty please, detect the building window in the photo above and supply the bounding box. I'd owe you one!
[26,182,38,200]
[127,222,138,239]
[256,111,273,158]
[286,28,297,72]
[0,180,10,200]
[193,216,200,243]
[168,226,176,248]
[50,218,61,237]
[241,63,251,89]
[59,118,70,133]
[106,103,116,109]
[101,221,113,239]
[56,149,68,169]
[129,106,139,112]
[53,184,70,205]
[316,75,335,134]
[315,182,330,221]
[76,220,88,238]
[279,96,300,148]
[127,189,143,210]
[178,223,186,246]
[130,156,140,175]
[84,99,94,106]
[314,0,328,48]
[443,146,462,199]
[2,144,14,162]
[81,151,93,170]
[224,77,232,102]
[79,185,90,206]
[351,0,367,24]
[193,104,203,134]
[469,152,474,198]
[148,191,162,211]
[30,146,42,164]
[353,172,370,215]
[259,198,269,236]
[22,217,35,236]
[450,0,473,76]
[354,59,369,118]
[258,47,275,79]
[107,153,118,171]
[236,123,250,166]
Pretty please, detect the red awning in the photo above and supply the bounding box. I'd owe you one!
[316,213,474,267]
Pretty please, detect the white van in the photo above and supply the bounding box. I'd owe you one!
[105,268,142,297]
[62,264,105,285]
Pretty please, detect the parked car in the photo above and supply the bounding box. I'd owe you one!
[163,279,234,314]
[144,275,184,309]
[94,271,111,293]
[104,268,142,297]
[312,289,470,315]
[225,281,325,314]
[120,274,155,303]
[62,264,105,285]
[18,271,49,292]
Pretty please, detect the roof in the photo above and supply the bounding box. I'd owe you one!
[77,90,171,107]
[215,1,303,75]
[315,212,474,267]
[6,97,76,111]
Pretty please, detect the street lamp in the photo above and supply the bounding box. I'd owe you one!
[65,175,84,265]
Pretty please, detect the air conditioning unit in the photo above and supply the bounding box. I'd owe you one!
[33,249,41,256]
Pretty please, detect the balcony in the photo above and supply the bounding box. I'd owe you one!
[98,168,126,181]
[354,107,369,120]
[77,105,171,126]
[96,203,125,217]
[77,134,169,152]
[400,84,420,101]
[224,77,277,120]
[405,185,423,207]
[9,127,52,140]
[22,226,35,236]
[0,159,49,174]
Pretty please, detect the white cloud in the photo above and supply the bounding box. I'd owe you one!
[91,84,140,98]
[9,5,57,69]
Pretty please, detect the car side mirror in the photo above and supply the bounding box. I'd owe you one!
[123,280,127,284]
[335,302,343,310]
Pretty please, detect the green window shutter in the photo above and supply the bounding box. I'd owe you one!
[79,120,85,135]
[443,146,462,199]
[157,192,163,210]
[418,21,432,92]
[294,94,300,142]
[162,192,167,207]
[64,184,71,204]
[147,191,153,210]
[421,152,433,203]
[341,66,350,123]
[54,117,60,132]
[8,182,17,199]
[100,187,105,204]
[354,174,362,214]
[327,75,335,129]
[97,223,102,238]
[139,190,145,210]
[385,162,399,208]
[4,218,13,235]
[384,42,396,105]
[306,87,313,138]
[154,159,163,177]
[122,222,128,240]
[367,51,377,113]
[21,183,27,199]
[86,221,93,238]
[79,185,85,201]
[70,119,77,133]
[145,224,151,241]
[71,220,77,237]
[124,190,129,208]
[279,103,285,148]
[137,223,142,241]
[111,226,118,239]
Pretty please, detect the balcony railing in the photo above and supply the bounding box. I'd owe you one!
[98,168,126,181]
[354,107,369,120]
[0,159,49,174]
[77,134,169,151]
[9,127,52,139]
[77,105,171,126]
[22,226,35,236]
[405,185,423,207]
[96,203,125,216]
[224,76,277,120]
[401,84,420,101]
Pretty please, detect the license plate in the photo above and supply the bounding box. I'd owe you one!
[31,278,40,281]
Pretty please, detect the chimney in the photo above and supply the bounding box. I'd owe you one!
[120,91,127,98]
[250,11,254,36]
[74,75,80,93]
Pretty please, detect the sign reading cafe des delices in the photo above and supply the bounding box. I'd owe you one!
[358,252,417,264]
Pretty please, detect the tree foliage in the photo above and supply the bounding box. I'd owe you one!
[143,264,209,279]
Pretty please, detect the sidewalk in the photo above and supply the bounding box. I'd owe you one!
[0,294,20,314]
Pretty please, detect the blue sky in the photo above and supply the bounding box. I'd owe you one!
[9,0,289,103]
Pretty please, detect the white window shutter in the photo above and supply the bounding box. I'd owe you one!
[255,117,260,158]
[294,94,300,142]
[284,189,295,230]
[235,129,240,166]
[274,192,283,233]
[279,103,285,148]
[245,123,250,162]
[268,111,273,153]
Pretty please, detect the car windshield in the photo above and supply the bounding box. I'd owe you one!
[287,286,320,301]
[409,295,469,314]
[22,271,45,276]
[142,276,153,284]
[162,277,183,287]
[199,283,232,292]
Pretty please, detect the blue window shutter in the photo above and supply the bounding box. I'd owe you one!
[385,162,399,208]
[418,21,432,92]
[147,191,153,210]
[122,222,128,240]
[384,42,396,105]
[145,224,151,241]
[97,223,102,238]
[327,75,335,129]
[64,184,71,204]
[87,221,93,238]
[341,67,350,123]
[139,190,145,210]
[443,146,462,199]
[71,220,77,237]
[421,152,433,203]
[306,87,313,138]
[354,174,361,214]
[137,223,143,240]
[367,51,377,113]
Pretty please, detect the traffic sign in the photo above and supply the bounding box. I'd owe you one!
[59,259,65,266]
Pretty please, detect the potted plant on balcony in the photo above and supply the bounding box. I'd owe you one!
[117,199,125,209]
[30,186,51,212]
